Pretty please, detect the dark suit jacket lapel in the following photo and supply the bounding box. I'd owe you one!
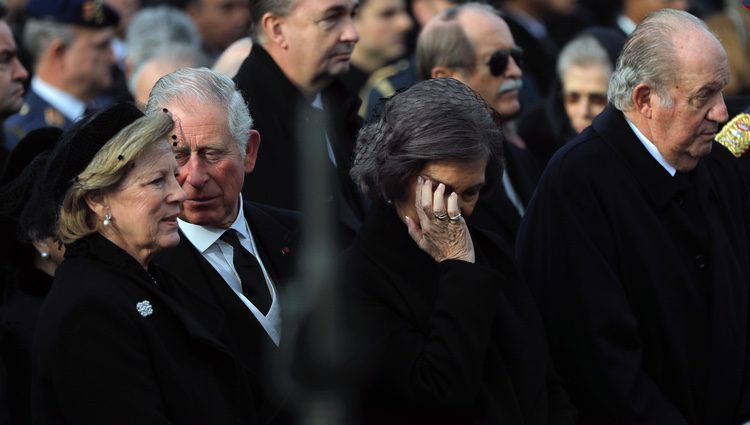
[245,203,297,285]
[156,232,269,370]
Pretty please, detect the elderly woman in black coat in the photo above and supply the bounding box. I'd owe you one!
[343,77,576,424]
[31,103,256,424]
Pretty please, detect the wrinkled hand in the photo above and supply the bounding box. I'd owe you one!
[404,176,475,263]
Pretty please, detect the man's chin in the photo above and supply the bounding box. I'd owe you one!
[494,100,521,121]
[181,211,217,227]
[329,59,352,75]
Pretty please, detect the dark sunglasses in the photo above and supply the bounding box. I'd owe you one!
[488,47,523,76]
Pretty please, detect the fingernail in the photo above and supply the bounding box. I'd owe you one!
[417,176,422,184]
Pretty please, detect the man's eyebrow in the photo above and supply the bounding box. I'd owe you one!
[320,5,346,17]
[691,83,722,98]
[0,48,16,58]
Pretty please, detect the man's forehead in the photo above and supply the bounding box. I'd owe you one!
[672,31,729,89]
[0,22,15,48]
[294,0,358,14]
[74,26,114,41]
[459,10,514,50]
[168,111,232,149]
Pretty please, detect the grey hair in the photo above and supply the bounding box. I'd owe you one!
[126,6,201,69]
[608,9,712,111]
[250,0,298,44]
[23,19,76,65]
[556,35,612,81]
[145,68,252,156]
[127,43,211,95]
[351,77,503,203]
[416,2,501,81]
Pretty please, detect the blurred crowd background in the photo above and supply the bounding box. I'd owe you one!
[0,0,749,170]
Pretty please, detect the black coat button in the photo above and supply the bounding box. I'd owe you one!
[695,255,707,269]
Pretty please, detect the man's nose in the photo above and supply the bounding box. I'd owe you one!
[12,57,28,82]
[183,155,208,187]
[505,56,522,79]
[708,94,729,123]
[341,15,359,44]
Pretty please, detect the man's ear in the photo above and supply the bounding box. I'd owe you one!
[262,13,289,49]
[632,83,654,119]
[48,38,68,65]
[431,66,461,79]
[243,130,261,173]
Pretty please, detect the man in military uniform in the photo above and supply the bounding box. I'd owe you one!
[0,0,29,170]
[3,0,118,150]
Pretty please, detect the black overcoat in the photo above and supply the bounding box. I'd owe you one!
[234,45,366,243]
[516,105,750,425]
[342,202,576,424]
[468,139,540,252]
[32,233,256,424]
[155,201,299,424]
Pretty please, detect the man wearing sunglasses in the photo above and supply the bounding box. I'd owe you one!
[416,2,538,250]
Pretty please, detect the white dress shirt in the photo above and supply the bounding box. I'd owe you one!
[31,77,86,121]
[312,93,338,167]
[178,198,281,345]
[626,117,677,177]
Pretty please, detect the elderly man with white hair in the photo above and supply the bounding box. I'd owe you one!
[518,9,750,425]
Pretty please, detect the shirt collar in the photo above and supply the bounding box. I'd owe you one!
[31,76,86,121]
[625,117,677,176]
[311,93,324,110]
[178,198,250,252]
[617,14,637,35]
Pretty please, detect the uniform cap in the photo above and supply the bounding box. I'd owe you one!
[26,0,119,28]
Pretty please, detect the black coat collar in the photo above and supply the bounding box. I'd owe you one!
[245,202,298,283]
[236,44,360,132]
[238,45,305,109]
[591,105,715,210]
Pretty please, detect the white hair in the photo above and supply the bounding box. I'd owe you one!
[145,68,252,156]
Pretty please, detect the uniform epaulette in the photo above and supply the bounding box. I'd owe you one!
[716,112,750,158]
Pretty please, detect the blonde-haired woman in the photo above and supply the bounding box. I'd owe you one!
[32,103,256,424]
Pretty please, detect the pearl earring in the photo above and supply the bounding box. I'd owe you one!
[103,211,112,226]
[40,251,50,259]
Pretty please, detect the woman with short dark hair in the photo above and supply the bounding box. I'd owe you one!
[344,77,576,424]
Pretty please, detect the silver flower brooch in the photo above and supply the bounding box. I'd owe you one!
[136,300,153,317]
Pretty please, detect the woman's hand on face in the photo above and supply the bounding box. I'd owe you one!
[404,176,475,263]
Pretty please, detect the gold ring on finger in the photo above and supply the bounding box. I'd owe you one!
[434,211,449,220]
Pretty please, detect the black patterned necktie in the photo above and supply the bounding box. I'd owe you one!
[220,229,271,313]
